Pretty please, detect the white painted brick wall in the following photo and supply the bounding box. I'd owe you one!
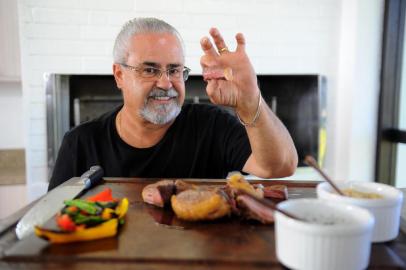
[23,24,82,39]
[17,0,383,200]
[31,8,89,24]
[29,119,46,135]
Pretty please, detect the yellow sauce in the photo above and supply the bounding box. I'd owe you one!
[342,188,384,199]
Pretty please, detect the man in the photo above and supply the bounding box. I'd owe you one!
[48,18,297,191]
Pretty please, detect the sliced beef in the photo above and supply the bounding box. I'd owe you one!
[142,180,175,207]
[263,185,288,203]
[236,194,275,224]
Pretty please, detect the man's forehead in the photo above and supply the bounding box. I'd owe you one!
[129,32,183,50]
[127,32,184,64]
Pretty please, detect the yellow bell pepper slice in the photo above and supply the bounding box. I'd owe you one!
[35,218,118,244]
[101,208,115,220]
[115,197,129,219]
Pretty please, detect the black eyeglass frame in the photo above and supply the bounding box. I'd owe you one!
[119,63,191,81]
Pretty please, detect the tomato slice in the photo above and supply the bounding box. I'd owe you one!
[56,214,76,232]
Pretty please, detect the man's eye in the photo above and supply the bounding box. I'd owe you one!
[142,68,159,76]
[168,69,181,76]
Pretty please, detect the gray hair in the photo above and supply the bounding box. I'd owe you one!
[113,17,184,64]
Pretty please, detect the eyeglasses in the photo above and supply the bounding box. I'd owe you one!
[120,63,191,81]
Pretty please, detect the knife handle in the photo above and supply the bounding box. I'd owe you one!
[81,165,104,189]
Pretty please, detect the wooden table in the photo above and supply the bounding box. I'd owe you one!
[0,178,405,270]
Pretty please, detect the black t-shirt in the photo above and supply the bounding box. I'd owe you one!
[48,104,252,191]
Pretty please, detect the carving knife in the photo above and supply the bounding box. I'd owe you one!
[15,166,104,239]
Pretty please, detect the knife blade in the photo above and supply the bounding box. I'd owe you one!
[15,166,104,240]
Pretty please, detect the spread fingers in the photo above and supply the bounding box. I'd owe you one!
[200,36,218,57]
[209,28,229,54]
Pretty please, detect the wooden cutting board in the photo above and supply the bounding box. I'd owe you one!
[3,178,318,266]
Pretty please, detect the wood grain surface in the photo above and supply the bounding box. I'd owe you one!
[0,178,404,270]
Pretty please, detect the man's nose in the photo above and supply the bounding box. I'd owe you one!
[156,71,173,89]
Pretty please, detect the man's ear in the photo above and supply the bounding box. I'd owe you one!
[113,63,124,89]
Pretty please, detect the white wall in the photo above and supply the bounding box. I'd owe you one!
[16,0,384,201]
[333,0,383,182]
[0,82,24,149]
[0,81,26,219]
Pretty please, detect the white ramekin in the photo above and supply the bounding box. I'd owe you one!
[275,198,374,270]
[317,181,403,242]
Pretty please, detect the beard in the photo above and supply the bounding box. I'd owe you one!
[140,87,182,125]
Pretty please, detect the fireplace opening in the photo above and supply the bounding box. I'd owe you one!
[46,74,326,178]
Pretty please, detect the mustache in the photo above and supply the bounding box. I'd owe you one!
[148,88,179,98]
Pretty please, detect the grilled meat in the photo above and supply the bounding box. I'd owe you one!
[141,173,288,224]
[142,179,212,208]
[142,180,175,207]
[227,173,264,198]
[236,194,275,224]
[171,188,231,221]
[263,185,288,202]
[226,173,273,223]
[174,180,198,193]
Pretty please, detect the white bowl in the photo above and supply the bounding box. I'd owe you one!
[317,181,403,242]
[275,198,374,270]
